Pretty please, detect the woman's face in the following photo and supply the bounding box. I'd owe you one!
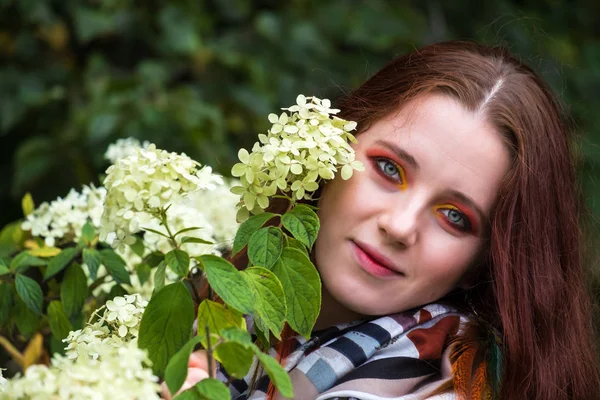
[315,93,512,319]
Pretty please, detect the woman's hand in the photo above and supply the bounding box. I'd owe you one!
[160,350,215,399]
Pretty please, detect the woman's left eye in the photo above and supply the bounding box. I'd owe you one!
[438,208,472,232]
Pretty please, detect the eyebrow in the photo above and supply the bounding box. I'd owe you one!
[374,139,489,227]
[374,140,419,169]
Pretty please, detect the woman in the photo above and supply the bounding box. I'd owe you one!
[167,41,600,399]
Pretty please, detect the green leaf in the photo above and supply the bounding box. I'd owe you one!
[13,297,38,337]
[15,274,43,315]
[173,226,203,237]
[144,252,165,268]
[154,261,167,293]
[180,236,213,245]
[81,222,96,244]
[10,251,47,274]
[285,236,309,256]
[44,247,78,280]
[243,267,286,338]
[166,249,190,277]
[219,327,253,347]
[232,212,276,254]
[165,335,204,396]
[138,282,195,376]
[61,263,88,318]
[22,192,35,216]
[142,227,170,239]
[99,249,131,285]
[0,259,9,275]
[130,236,146,257]
[194,378,231,400]
[281,204,320,249]
[214,341,254,379]
[0,283,14,326]
[196,300,245,346]
[173,391,200,400]
[199,255,254,314]
[136,263,152,286]
[47,301,73,340]
[253,350,293,398]
[247,227,283,269]
[272,248,321,337]
[82,248,101,280]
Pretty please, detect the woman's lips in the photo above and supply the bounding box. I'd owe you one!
[351,241,404,279]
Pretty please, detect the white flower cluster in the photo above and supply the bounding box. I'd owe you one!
[21,185,106,247]
[0,294,158,400]
[231,94,364,220]
[0,342,160,400]
[99,144,223,252]
[64,294,147,360]
[104,137,151,164]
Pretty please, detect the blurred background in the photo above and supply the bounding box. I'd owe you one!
[1,1,599,249]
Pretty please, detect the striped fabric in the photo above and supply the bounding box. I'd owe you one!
[217,303,467,399]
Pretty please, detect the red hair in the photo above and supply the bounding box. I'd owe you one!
[333,41,600,400]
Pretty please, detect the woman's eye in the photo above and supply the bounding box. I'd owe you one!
[375,159,402,181]
[438,208,472,232]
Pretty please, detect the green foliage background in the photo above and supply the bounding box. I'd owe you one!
[2,0,599,243]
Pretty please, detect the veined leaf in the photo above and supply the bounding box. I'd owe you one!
[214,341,253,379]
[281,204,320,249]
[232,212,276,254]
[61,263,88,318]
[0,259,8,275]
[247,227,283,269]
[10,251,47,274]
[22,192,34,216]
[136,263,152,286]
[154,261,167,293]
[243,267,286,338]
[15,274,43,315]
[47,301,72,340]
[99,249,131,285]
[80,222,96,244]
[272,247,321,337]
[194,378,231,400]
[44,247,78,280]
[82,248,101,280]
[138,282,195,376]
[166,249,190,277]
[198,255,254,314]
[27,246,61,258]
[165,335,204,396]
[0,282,14,326]
[253,350,293,398]
[196,299,245,343]
[180,236,213,245]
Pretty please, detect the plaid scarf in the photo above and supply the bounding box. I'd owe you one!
[217,303,467,399]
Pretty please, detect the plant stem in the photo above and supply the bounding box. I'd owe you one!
[0,335,24,367]
[160,209,179,250]
[88,274,109,293]
[205,325,215,379]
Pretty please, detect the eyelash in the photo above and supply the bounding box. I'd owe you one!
[372,157,473,233]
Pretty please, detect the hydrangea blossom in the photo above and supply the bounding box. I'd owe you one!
[0,295,158,399]
[99,144,223,251]
[104,137,151,164]
[64,294,148,360]
[231,95,364,220]
[0,342,160,400]
[21,185,106,247]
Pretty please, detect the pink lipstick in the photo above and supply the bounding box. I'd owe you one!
[351,241,404,279]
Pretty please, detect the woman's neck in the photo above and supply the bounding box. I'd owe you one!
[313,285,365,331]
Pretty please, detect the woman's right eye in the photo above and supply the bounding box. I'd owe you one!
[374,158,403,184]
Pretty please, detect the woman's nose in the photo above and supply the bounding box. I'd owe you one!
[377,199,420,247]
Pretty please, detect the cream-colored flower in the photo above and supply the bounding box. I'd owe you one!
[99,143,223,251]
[231,95,364,220]
[21,185,106,247]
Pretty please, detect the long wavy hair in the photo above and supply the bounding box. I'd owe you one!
[332,40,600,400]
